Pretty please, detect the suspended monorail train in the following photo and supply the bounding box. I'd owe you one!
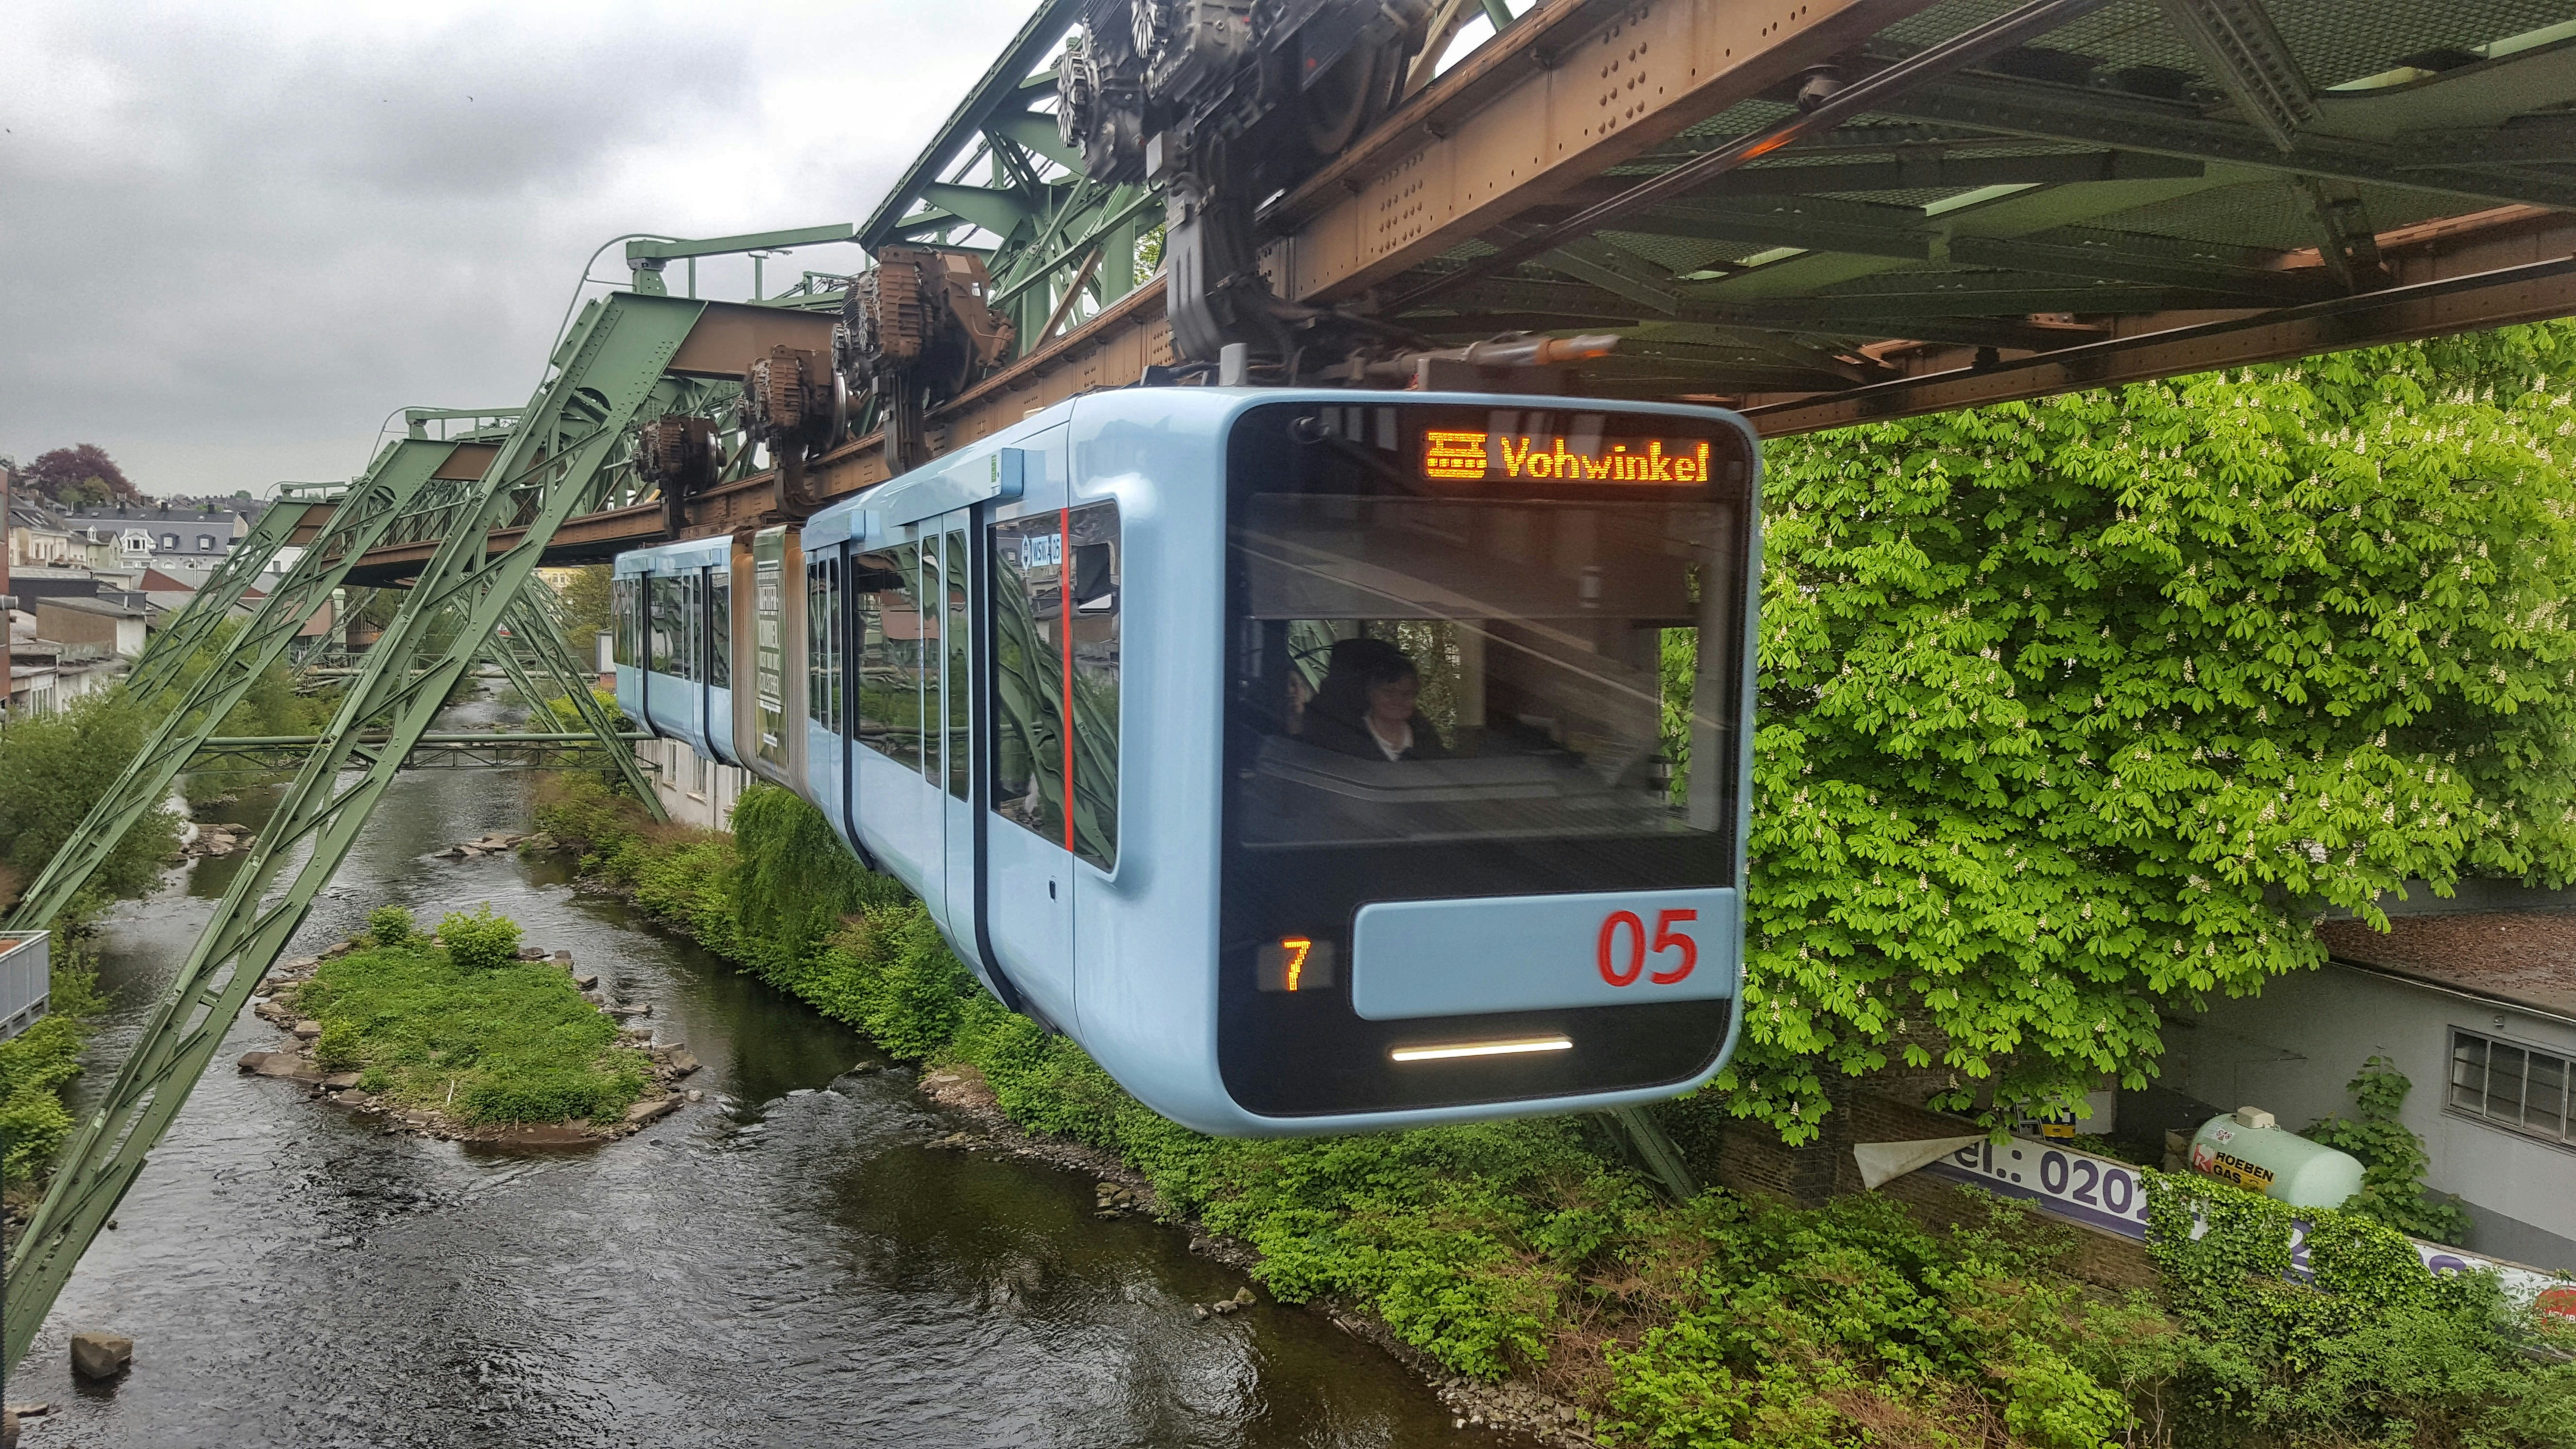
[612,389,1762,1134]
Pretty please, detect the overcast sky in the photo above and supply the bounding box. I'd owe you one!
[1,0,1038,499]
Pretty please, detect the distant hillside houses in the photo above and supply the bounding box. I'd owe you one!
[59,501,251,565]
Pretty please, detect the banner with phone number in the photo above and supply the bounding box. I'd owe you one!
[1912,1136,2573,1317]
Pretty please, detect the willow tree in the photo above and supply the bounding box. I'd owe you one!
[1727,325,2576,1140]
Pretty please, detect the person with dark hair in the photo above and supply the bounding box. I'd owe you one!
[1300,635,1448,762]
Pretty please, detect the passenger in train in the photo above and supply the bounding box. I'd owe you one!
[1299,636,1449,762]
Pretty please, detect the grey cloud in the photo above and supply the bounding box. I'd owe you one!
[1,1,1030,495]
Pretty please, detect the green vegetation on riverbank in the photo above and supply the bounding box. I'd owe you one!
[0,626,339,1193]
[287,904,649,1125]
[541,774,2576,1447]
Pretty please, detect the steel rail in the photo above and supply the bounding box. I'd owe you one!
[1382,0,2127,315]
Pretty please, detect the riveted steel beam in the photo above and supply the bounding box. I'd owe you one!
[1741,253,2576,435]
[2154,0,2313,151]
[0,439,457,934]
[120,495,307,701]
[2,292,707,1371]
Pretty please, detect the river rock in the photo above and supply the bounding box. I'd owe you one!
[606,1003,650,1019]
[321,1072,362,1091]
[237,1051,309,1078]
[573,973,600,991]
[291,1019,322,1039]
[624,1097,680,1126]
[664,1048,701,1078]
[515,946,546,961]
[2,1407,14,1449]
[68,1331,131,1381]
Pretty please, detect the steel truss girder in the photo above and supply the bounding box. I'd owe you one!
[2,292,708,1370]
[120,496,307,701]
[0,441,455,934]
[2153,0,2313,152]
[186,731,650,774]
[488,586,666,821]
[1879,74,2576,210]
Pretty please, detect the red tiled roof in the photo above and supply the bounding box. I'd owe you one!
[2318,913,2576,1020]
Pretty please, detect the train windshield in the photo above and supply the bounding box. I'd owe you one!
[1224,402,1753,896]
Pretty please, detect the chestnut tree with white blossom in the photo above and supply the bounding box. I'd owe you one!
[1715,323,2576,1141]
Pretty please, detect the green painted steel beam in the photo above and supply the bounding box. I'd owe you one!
[121,495,308,701]
[499,586,665,821]
[1,441,455,933]
[984,107,1082,171]
[626,226,856,295]
[184,730,652,774]
[2,292,708,1370]
[404,406,523,440]
[859,0,1087,249]
[918,181,1038,239]
[624,224,854,262]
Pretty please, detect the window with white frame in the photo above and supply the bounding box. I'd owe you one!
[2449,1029,2574,1147]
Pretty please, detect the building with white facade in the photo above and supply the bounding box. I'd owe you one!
[2164,884,2576,1272]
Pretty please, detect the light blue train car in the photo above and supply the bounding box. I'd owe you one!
[614,388,1762,1136]
[612,534,733,766]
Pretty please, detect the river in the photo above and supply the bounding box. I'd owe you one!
[12,692,1512,1448]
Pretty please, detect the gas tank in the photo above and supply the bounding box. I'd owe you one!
[2189,1109,2364,1208]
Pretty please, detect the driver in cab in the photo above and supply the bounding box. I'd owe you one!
[1299,637,1449,763]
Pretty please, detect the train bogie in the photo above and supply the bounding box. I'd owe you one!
[614,388,1761,1135]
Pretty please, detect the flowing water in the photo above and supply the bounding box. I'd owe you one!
[13,693,1511,1448]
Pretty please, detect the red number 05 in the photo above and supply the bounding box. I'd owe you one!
[1597,909,1697,987]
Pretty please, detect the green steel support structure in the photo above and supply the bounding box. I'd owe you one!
[484,586,666,820]
[0,441,456,934]
[185,731,652,773]
[120,495,308,701]
[2,293,708,1367]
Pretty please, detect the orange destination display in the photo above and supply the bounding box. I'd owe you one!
[1422,429,1716,484]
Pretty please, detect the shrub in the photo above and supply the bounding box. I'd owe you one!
[365,904,416,950]
[0,689,180,903]
[2304,1055,2472,1244]
[0,935,107,1187]
[311,1019,365,1071]
[292,938,644,1125]
[437,904,521,970]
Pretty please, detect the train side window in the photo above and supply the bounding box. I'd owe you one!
[990,503,1119,869]
[944,531,969,801]
[917,546,941,783]
[678,573,699,683]
[807,555,842,733]
[708,576,731,690]
[612,579,637,666]
[647,576,676,675]
[853,544,925,770]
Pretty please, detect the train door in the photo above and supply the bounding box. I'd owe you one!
[932,515,972,950]
[805,543,849,847]
[981,426,1077,1029]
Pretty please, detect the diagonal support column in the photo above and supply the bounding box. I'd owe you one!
[122,495,308,701]
[2,293,707,1368]
[501,587,666,820]
[2,442,457,934]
